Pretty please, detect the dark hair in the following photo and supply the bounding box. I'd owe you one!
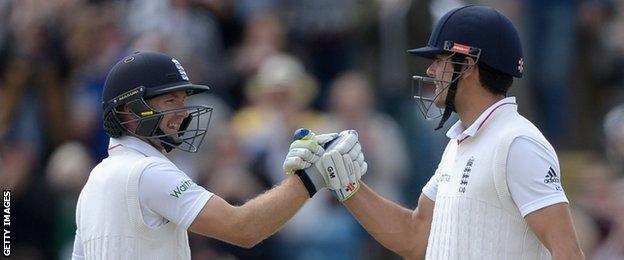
[477,61,513,95]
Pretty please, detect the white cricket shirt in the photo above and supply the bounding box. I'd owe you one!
[72,136,213,259]
[422,97,569,217]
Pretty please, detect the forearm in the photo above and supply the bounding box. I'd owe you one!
[236,175,309,245]
[526,203,584,260]
[548,237,584,260]
[551,249,584,260]
[343,183,428,258]
[548,227,584,259]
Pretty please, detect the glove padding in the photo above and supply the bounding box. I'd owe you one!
[309,130,367,202]
[283,128,367,200]
[321,131,367,201]
[317,130,367,190]
[283,130,339,175]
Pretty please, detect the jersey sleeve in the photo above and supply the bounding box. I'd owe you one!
[139,160,214,229]
[422,169,440,201]
[507,137,569,217]
[422,140,457,201]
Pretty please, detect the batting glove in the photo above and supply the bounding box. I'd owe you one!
[283,129,338,175]
[284,128,367,200]
[283,128,338,197]
[320,130,368,201]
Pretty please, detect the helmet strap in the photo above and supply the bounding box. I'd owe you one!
[435,55,465,130]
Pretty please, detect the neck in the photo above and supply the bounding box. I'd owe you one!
[456,92,505,129]
[143,136,166,153]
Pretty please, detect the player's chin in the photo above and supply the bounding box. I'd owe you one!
[160,125,181,136]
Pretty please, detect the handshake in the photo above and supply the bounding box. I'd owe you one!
[283,128,368,201]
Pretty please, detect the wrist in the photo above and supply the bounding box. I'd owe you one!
[334,180,362,202]
[295,169,325,198]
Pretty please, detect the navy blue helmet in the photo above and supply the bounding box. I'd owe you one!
[409,5,523,130]
[102,51,213,153]
[409,5,524,78]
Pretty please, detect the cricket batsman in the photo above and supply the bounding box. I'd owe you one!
[290,5,584,260]
[71,51,367,259]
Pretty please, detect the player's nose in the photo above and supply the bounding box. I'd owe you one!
[426,63,436,77]
[176,108,189,118]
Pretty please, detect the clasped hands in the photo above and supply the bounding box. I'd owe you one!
[283,128,367,201]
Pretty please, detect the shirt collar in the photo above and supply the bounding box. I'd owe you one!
[446,97,517,140]
[107,135,168,159]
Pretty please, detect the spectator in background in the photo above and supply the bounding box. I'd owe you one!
[231,53,366,259]
[196,124,264,206]
[603,104,624,176]
[45,142,93,259]
[325,71,411,259]
[232,53,328,186]
[0,0,74,155]
[64,2,125,161]
[126,0,228,102]
[579,0,624,111]
[576,161,618,243]
[576,75,624,259]
[327,71,409,203]
[290,0,372,109]
[591,179,624,259]
[230,11,287,109]
[522,0,578,146]
[576,0,622,147]
[568,103,624,259]
[0,1,77,256]
[377,0,434,106]
[2,1,624,258]
[232,11,286,79]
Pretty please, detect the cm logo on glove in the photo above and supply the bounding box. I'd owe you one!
[327,166,336,178]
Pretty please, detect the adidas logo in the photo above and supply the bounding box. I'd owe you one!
[544,167,560,184]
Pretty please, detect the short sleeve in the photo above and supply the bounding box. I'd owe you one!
[139,161,214,229]
[422,170,440,201]
[507,137,569,217]
[423,141,457,202]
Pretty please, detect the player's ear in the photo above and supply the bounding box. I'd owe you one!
[465,56,476,66]
[461,57,477,79]
[116,104,133,123]
[120,104,130,113]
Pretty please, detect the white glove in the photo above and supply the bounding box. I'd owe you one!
[323,130,368,187]
[308,129,368,201]
[316,130,366,189]
[284,128,367,199]
[283,129,338,175]
[283,128,340,197]
[320,130,368,201]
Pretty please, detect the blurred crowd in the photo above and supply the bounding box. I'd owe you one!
[1,0,624,259]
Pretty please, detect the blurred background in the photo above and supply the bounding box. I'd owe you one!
[1,0,624,259]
